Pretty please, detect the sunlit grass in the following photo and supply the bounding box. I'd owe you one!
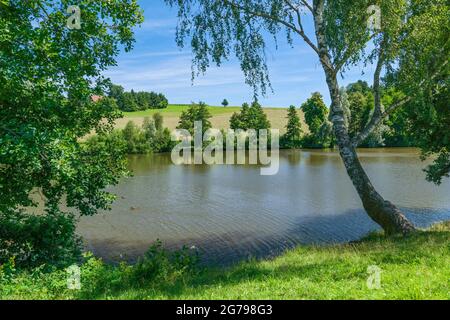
[1,222,448,300]
[123,104,243,117]
[122,104,286,117]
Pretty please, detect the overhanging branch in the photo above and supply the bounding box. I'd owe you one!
[223,0,322,59]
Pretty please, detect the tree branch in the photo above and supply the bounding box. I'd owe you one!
[352,58,449,147]
[223,0,322,58]
[335,33,377,72]
[353,39,387,146]
[300,0,313,13]
[223,0,299,34]
[352,97,410,147]
[283,0,320,55]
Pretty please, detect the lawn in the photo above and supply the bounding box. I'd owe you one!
[1,222,449,300]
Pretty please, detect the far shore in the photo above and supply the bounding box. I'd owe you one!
[114,104,308,135]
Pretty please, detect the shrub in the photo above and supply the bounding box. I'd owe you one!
[127,241,200,286]
[0,210,82,269]
[122,121,151,154]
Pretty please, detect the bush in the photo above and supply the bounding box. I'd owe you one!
[87,116,175,155]
[122,121,151,154]
[0,242,200,299]
[0,210,82,269]
[127,241,199,286]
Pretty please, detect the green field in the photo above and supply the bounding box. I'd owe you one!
[1,222,448,300]
[117,105,297,134]
[122,104,245,117]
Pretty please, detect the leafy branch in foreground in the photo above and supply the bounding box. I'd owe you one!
[0,0,142,267]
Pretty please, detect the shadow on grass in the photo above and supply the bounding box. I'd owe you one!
[75,222,450,299]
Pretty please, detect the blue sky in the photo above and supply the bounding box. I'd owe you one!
[104,0,375,107]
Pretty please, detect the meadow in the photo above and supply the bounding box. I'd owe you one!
[115,104,304,134]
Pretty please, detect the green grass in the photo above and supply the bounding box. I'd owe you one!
[122,104,285,117]
[123,104,242,117]
[1,222,449,300]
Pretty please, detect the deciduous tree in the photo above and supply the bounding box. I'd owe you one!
[165,0,447,234]
[0,0,142,265]
[177,102,212,134]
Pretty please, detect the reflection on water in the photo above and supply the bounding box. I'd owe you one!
[78,148,450,265]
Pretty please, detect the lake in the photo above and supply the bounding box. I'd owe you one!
[78,148,450,265]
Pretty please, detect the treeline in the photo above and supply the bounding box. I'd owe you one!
[87,113,174,155]
[170,82,413,151]
[282,80,414,149]
[93,80,417,156]
[177,101,272,144]
[108,84,169,112]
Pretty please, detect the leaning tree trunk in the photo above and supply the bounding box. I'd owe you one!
[311,0,415,235]
[325,72,416,235]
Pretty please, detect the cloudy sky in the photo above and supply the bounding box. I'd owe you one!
[105,0,375,107]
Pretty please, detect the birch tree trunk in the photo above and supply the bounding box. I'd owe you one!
[313,0,415,235]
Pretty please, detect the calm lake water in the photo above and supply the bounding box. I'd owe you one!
[78,148,450,265]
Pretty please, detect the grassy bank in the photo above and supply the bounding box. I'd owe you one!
[1,222,449,300]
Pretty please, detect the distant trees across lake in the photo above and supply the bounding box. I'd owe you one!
[88,113,174,155]
[281,80,416,150]
[108,84,169,112]
[106,79,425,152]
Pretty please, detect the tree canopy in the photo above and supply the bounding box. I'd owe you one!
[0,0,142,266]
[230,101,271,131]
[283,105,302,148]
[301,92,328,136]
[177,102,212,134]
[108,84,169,112]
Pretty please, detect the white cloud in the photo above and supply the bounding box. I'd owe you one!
[139,18,177,30]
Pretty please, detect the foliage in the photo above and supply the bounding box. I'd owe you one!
[347,91,372,139]
[229,101,270,131]
[383,0,450,184]
[144,114,174,153]
[281,105,302,148]
[221,99,229,107]
[0,0,142,266]
[0,242,200,299]
[122,121,150,154]
[1,222,449,300]
[301,93,328,136]
[0,210,82,269]
[301,93,331,148]
[408,79,450,184]
[108,84,168,112]
[177,102,212,135]
[152,113,164,131]
[87,114,174,155]
[382,89,413,147]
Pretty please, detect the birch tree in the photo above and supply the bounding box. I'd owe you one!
[165,0,448,234]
